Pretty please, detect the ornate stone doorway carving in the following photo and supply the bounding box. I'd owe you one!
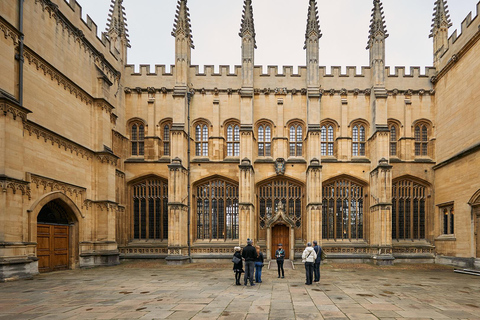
[265,202,295,260]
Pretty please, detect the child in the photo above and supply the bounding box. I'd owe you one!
[232,246,243,285]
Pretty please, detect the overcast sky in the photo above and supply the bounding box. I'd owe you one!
[78,0,480,73]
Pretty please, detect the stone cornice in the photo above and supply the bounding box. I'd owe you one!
[113,130,128,141]
[96,151,119,166]
[0,94,32,122]
[27,173,86,200]
[0,175,30,199]
[0,16,20,46]
[94,98,117,125]
[83,200,120,211]
[33,0,120,82]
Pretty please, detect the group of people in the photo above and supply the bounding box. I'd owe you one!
[232,239,323,286]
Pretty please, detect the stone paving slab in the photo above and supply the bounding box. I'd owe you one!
[0,261,479,319]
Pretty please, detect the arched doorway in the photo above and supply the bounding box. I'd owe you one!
[36,199,78,273]
[469,190,480,259]
[271,224,289,259]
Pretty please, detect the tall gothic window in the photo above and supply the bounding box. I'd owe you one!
[196,179,239,240]
[415,124,428,156]
[289,124,303,157]
[321,125,335,156]
[131,123,145,156]
[390,124,398,157]
[441,204,454,235]
[226,124,240,157]
[132,178,168,240]
[258,179,302,229]
[195,123,209,157]
[352,124,366,157]
[392,179,426,240]
[163,123,171,156]
[322,178,364,240]
[258,124,272,157]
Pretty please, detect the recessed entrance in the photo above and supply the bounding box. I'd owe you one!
[271,224,289,259]
[474,206,480,259]
[36,200,74,273]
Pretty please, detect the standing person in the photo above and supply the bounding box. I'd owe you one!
[241,238,256,286]
[232,247,243,286]
[313,240,322,283]
[302,242,317,285]
[275,243,285,278]
[254,245,264,283]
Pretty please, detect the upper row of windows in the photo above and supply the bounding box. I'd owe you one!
[129,121,431,158]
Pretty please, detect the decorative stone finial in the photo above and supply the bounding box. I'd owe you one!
[367,0,388,50]
[106,0,130,47]
[429,0,452,38]
[172,0,194,49]
[304,0,322,49]
[239,0,257,49]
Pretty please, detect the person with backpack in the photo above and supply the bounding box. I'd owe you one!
[313,240,322,283]
[232,246,243,285]
[302,242,317,285]
[275,243,286,278]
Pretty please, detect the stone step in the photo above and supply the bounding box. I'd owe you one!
[267,260,295,270]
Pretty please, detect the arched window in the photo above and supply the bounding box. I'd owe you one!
[226,124,240,157]
[258,124,272,157]
[352,124,366,157]
[390,124,398,157]
[415,124,428,156]
[289,124,303,157]
[195,123,209,157]
[196,178,239,240]
[321,125,335,156]
[131,178,168,240]
[163,123,171,156]
[258,179,302,229]
[440,204,454,235]
[322,178,364,240]
[392,179,426,240]
[131,123,145,156]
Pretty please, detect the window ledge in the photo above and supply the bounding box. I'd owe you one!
[223,157,241,163]
[351,157,371,163]
[255,157,275,164]
[191,157,210,163]
[286,157,307,164]
[321,157,338,163]
[414,157,434,163]
[435,234,456,241]
[389,157,402,163]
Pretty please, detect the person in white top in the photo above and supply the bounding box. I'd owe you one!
[302,242,317,285]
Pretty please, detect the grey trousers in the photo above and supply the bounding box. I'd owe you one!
[244,261,255,285]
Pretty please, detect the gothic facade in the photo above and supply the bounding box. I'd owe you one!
[1,0,480,280]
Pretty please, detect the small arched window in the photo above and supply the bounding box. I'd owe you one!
[258,124,272,157]
[415,124,428,156]
[352,124,366,157]
[289,124,303,157]
[321,125,335,156]
[195,123,209,157]
[163,123,171,156]
[390,124,398,157]
[131,123,145,156]
[226,124,240,157]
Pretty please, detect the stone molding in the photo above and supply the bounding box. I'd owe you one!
[33,0,120,83]
[28,173,86,201]
[0,17,20,46]
[96,152,119,166]
[83,200,119,212]
[0,96,31,123]
[0,176,30,199]
[94,99,117,125]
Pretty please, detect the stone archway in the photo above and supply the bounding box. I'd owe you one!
[265,202,295,261]
[28,192,82,272]
[469,190,480,261]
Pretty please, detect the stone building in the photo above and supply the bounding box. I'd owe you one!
[0,0,479,281]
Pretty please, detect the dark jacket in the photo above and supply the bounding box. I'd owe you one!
[233,251,243,270]
[254,251,264,264]
[313,245,322,263]
[275,248,285,261]
[242,244,257,262]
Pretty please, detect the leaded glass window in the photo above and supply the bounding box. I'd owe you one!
[321,125,335,156]
[415,124,428,156]
[289,124,303,157]
[195,124,209,157]
[227,124,240,157]
[258,124,272,157]
[131,123,145,156]
[352,124,366,156]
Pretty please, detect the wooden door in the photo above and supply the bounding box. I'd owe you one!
[37,224,69,273]
[475,207,480,258]
[271,224,289,259]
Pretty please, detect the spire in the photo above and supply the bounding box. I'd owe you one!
[106,0,130,47]
[172,0,194,49]
[239,0,256,49]
[430,0,452,38]
[367,0,388,50]
[304,0,322,50]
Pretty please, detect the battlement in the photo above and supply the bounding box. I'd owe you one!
[439,1,480,70]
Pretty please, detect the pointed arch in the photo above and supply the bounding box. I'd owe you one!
[469,189,480,205]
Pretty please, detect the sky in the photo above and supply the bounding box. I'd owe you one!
[77,0,480,73]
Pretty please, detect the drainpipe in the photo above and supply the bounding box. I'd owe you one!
[16,0,25,106]
[187,91,192,263]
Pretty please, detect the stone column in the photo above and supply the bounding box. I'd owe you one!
[306,158,322,244]
[166,158,189,264]
[239,158,255,245]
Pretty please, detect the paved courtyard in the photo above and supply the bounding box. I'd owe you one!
[0,260,479,320]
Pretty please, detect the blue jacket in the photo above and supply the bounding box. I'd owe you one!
[313,245,322,263]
